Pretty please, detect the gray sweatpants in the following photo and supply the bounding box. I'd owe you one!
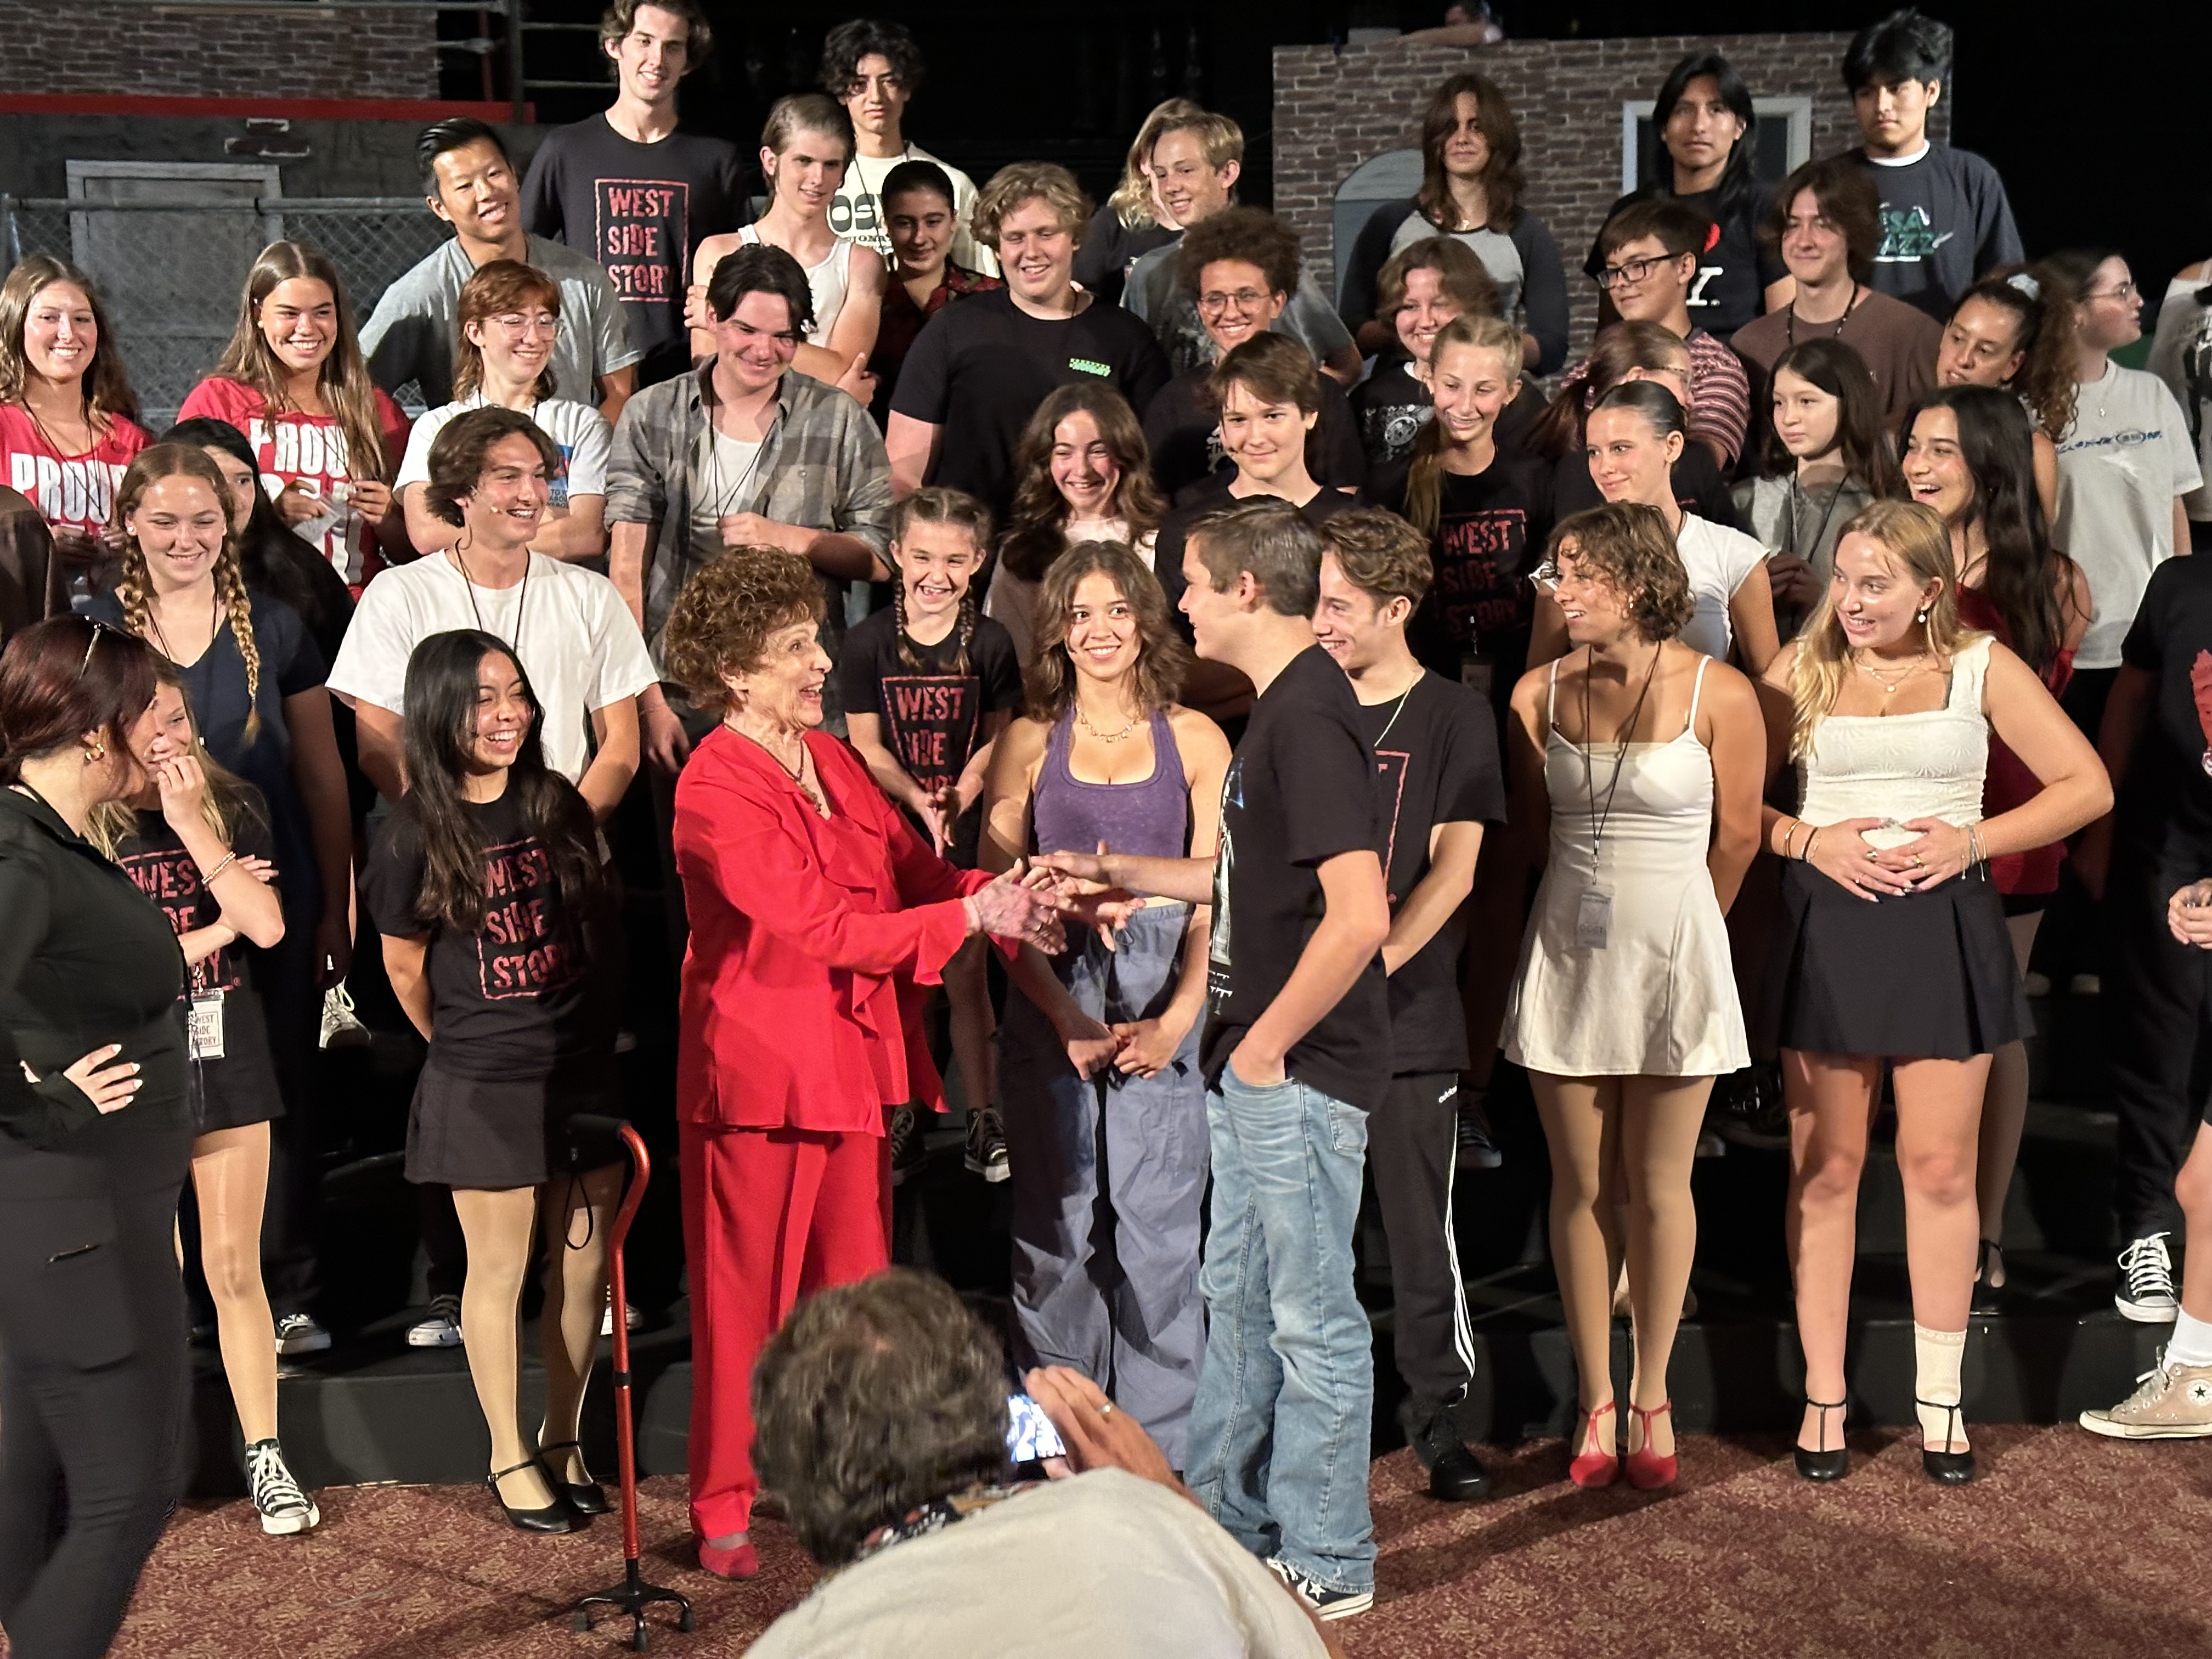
[998,904,1208,1468]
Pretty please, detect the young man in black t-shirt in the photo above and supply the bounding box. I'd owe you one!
[1035,499,1390,1622]
[521,0,751,385]
[1312,510,1504,1503]
[886,162,1170,524]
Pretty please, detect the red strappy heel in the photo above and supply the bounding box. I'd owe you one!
[1624,1401,1678,1490]
[1568,1401,1620,1488]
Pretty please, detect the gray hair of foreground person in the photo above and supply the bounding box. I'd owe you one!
[751,1268,1012,1566]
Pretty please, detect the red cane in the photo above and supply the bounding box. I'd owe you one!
[572,1120,693,1650]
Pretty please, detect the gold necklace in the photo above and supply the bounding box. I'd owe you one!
[1854,651,1928,695]
[1074,703,1140,743]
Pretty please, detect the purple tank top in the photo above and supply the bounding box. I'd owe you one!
[1031,709,1190,860]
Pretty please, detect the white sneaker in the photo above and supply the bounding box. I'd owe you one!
[318,983,370,1050]
[246,1440,320,1535]
[406,1295,464,1348]
[1265,1555,1373,1621]
[2116,1233,2180,1323]
[2079,1350,2212,1438]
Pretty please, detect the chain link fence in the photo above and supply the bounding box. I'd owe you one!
[2,197,452,426]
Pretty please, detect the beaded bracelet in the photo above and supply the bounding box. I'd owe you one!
[201,850,237,884]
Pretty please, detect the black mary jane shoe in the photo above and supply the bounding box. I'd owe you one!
[1793,1397,1849,1482]
[486,1458,578,1532]
[538,1440,610,1515]
[1917,1400,1977,1486]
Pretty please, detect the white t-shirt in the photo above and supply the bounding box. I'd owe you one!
[1674,513,1768,662]
[329,551,657,784]
[745,1469,1328,1659]
[2054,362,2205,669]
[396,394,612,509]
[2147,273,2212,525]
[831,144,1001,278]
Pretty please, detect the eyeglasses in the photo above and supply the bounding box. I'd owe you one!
[78,618,117,676]
[1198,287,1272,315]
[1594,254,1677,291]
[2085,280,2139,303]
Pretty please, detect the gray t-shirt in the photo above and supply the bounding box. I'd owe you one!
[746,1469,1328,1659]
[1124,239,1353,377]
[360,233,641,413]
[2056,362,2205,669]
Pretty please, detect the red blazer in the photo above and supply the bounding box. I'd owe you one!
[673,724,992,1133]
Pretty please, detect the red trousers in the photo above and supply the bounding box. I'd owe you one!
[678,1121,889,1541]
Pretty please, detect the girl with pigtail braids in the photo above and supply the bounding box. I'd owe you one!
[839,487,1024,1182]
[90,443,359,1355]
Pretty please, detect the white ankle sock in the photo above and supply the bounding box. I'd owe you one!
[2168,1310,2212,1370]
[1913,1323,1968,1450]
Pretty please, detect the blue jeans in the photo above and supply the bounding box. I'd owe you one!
[1185,1067,1375,1595]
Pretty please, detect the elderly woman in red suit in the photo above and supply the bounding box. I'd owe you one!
[662,547,1073,1579]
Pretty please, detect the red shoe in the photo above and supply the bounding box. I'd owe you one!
[697,1536,758,1579]
[1568,1401,1619,1488]
[1624,1401,1677,1490]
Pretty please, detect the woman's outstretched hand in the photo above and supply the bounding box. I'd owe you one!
[964,862,1068,954]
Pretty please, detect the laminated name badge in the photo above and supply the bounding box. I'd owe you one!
[188,990,226,1061]
[1575,889,1612,951]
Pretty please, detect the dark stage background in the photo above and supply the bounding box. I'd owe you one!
[476,1,2212,317]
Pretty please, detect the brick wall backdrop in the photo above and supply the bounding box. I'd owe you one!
[0,1,438,100]
[1274,32,1954,362]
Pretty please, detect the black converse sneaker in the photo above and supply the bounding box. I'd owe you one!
[246,1440,320,1536]
[889,1104,927,1187]
[1266,1555,1373,1621]
[2116,1233,2180,1323]
[964,1107,1011,1182]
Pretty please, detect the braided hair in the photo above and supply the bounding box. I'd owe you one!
[890,486,994,676]
[112,443,263,742]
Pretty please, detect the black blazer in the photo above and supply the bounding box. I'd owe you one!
[0,786,190,1153]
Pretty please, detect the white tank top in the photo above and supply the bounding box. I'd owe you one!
[739,225,854,348]
[1798,634,1993,849]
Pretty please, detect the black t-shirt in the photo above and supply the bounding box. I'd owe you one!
[1073,206,1178,308]
[1584,183,1783,343]
[113,803,283,1126]
[1203,645,1390,1110]
[836,607,1023,792]
[2118,555,2212,854]
[361,785,613,1079]
[1372,453,1553,702]
[520,114,752,382]
[1356,671,1505,1075]
[889,288,1172,521]
[1144,367,1367,502]
[88,589,328,924]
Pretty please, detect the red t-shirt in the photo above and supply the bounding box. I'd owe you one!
[175,376,411,584]
[0,404,151,536]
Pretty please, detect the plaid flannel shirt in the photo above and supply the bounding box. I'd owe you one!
[605,362,893,673]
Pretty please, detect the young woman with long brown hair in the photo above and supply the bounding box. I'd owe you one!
[87,674,318,1534]
[988,382,1165,667]
[0,255,148,556]
[1934,270,2075,521]
[982,538,1229,1470]
[179,241,411,589]
[1760,499,2107,1486]
[1337,71,1568,374]
[88,443,356,1357]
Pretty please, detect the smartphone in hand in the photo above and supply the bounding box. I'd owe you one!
[1006,1392,1067,1463]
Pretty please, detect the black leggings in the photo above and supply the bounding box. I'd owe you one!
[0,1127,194,1659]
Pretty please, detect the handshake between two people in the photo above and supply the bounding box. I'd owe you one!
[961,843,1146,966]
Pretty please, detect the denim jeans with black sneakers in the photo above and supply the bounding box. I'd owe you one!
[1185,1066,1376,1596]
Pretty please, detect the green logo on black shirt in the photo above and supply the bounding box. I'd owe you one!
[1068,357,1112,378]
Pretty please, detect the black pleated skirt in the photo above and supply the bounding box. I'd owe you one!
[405,1053,623,1190]
[1764,861,2032,1060]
